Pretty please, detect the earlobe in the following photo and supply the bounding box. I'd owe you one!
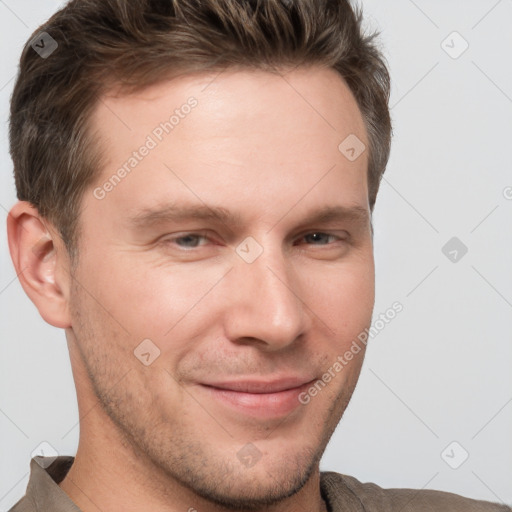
[6,201,72,329]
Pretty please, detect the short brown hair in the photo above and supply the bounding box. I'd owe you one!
[9,0,391,262]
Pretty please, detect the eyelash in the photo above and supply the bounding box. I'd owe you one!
[161,231,347,250]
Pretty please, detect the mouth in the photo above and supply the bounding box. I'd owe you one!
[197,377,316,419]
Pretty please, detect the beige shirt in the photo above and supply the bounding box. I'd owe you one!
[8,456,511,511]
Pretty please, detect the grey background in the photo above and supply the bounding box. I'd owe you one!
[1,0,511,509]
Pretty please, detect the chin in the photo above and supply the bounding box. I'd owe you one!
[185,448,320,511]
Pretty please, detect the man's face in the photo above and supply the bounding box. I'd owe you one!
[68,66,374,507]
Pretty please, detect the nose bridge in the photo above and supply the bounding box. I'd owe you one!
[226,242,308,349]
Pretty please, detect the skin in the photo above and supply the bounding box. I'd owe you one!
[8,66,374,512]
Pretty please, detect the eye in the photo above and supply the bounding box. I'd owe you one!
[299,232,345,246]
[164,233,210,249]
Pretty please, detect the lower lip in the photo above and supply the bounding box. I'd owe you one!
[199,382,313,419]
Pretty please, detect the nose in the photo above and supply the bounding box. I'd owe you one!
[222,244,311,351]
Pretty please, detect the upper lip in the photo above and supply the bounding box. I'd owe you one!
[200,377,315,394]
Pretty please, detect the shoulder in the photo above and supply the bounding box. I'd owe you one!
[321,471,512,512]
[7,495,34,512]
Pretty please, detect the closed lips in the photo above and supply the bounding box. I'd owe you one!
[200,377,316,394]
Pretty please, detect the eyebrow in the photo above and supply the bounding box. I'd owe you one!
[127,203,241,229]
[126,203,371,232]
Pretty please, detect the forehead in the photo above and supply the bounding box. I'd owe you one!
[86,66,369,226]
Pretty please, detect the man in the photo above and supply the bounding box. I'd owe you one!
[5,0,510,511]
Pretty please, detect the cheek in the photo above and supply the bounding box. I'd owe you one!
[76,240,374,355]
[81,251,226,334]
[298,256,375,338]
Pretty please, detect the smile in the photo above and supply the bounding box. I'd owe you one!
[197,377,317,419]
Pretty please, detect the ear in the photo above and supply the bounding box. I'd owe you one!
[6,201,72,328]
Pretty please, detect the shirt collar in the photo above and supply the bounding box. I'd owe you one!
[25,456,82,512]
